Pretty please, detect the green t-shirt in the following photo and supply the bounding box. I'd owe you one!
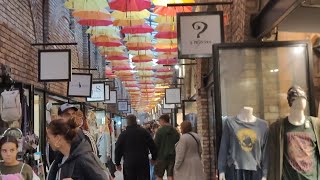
[0,162,33,180]
[283,117,320,180]
[154,125,180,160]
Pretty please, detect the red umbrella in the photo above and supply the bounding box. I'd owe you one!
[94,41,123,47]
[125,84,139,87]
[78,19,113,26]
[121,24,153,34]
[155,32,177,39]
[112,66,133,71]
[120,77,136,81]
[156,68,173,72]
[106,56,128,60]
[154,6,192,16]
[132,59,152,63]
[109,0,151,11]
[155,48,178,53]
[157,59,178,65]
[156,75,172,79]
[128,46,153,51]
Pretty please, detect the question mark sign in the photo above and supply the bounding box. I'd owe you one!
[192,21,208,38]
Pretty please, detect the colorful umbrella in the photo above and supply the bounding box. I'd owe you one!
[132,59,153,63]
[124,34,153,42]
[157,59,178,65]
[154,16,176,24]
[112,66,133,71]
[121,24,153,34]
[113,19,145,27]
[155,24,176,32]
[128,50,154,56]
[109,0,151,11]
[152,0,195,6]
[90,35,120,42]
[72,9,111,19]
[110,61,130,66]
[86,26,120,36]
[111,10,150,20]
[157,53,177,60]
[132,54,154,61]
[65,0,109,10]
[155,48,178,52]
[78,19,113,26]
[154,43,177,49]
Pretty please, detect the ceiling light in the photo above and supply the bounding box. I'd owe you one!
[174,65,179,69]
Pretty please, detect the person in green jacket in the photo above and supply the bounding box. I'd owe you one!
[154,114,180,180]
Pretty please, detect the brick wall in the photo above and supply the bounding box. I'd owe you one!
[0,0,103,99]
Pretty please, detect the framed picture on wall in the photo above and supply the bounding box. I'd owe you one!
[68,73,92,97]
[165,88,181,104]
[123,104,131,114]
[105,84,110,100]
[104,90,117,104]
[118,100,128,111]
[38,49,71,82]
[86,83,105,102]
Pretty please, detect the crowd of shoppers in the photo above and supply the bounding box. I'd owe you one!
[115,114,205,180]
[0,102,204,180]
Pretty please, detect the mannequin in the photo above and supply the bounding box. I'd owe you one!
[218,106,268,180]
[267,86,320,180]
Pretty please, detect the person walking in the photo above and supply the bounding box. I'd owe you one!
[174,120,205,180]
[46,117,109,180]
[154,114,180,180]
[0,136,35,180]
[115,114,157,180]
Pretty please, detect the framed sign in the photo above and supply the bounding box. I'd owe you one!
[105,84,110,100]
[162,108,172,114]
[123,104,131,114]
[68,73,92,97]
[104,90,117,104]
[177,11,224,59]
[118,100,128,111]
[165,88,181,104]
[38,49,71,82]
[87,83,105,102]
[163,103,175,109]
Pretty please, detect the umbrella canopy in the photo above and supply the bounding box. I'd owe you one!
[155,24,176,32]
[110,61,130,66]
[152,0,195,6]
[111,10,150,20]
[109,0,151,11]
[90,35,121,42]
[87,26,120,36]
[121,24,153,34]
[72,9,111,19]
[154,16,176,23]
[132,54,154,61]
[78,19,113,26]
[158,53,177,60]
[112,66,133,71]
[154,43,177,49]
[65,0,109,10]
[157,59,178,65]
[128,50,154,56]
[124,34,153,42]
[113,19,145,27]
[155,48,178,53]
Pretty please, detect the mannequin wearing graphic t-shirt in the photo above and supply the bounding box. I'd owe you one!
[218,107,268,180]
[267,86,320,180]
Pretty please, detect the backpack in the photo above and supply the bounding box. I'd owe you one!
[0,90,22,122]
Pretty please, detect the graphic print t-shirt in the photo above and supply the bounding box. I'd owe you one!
[283,117,320,180]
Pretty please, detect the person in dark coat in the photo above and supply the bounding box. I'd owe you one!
[115,115,157,180]
[46,118,109,180]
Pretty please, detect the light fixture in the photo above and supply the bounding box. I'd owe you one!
[293,46,304,54]
[174,64,180,69]
[117,121,121,125]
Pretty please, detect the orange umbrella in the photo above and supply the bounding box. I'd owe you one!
[90,35,120,42]
[154,6,192,16]
[154,43,177,49]
[78,19,113,26]
[155,24,176,32]
[132,55,154,61]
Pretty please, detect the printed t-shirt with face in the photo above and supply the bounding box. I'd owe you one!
[283,117,320,180]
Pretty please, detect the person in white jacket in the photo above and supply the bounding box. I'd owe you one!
[174,120,205,180]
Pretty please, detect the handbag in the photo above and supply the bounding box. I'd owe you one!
[187,133,201,158]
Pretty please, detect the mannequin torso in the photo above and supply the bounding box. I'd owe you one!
[219,107,266,180]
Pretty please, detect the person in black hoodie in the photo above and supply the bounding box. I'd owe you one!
[46,117,109,180]
[115,114,157,180]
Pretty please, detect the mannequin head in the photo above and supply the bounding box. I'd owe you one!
[287,85,307,107]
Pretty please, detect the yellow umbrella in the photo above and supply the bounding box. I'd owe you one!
[101,51,124,56]
[154,16,176,24]
[113,19,145,27]
[110,61,130,66]
[152,0,194,6]
[132,54,154,60]
[111,10,150,20]
[90,35,120,42]
[154,43,178,49]
[65,0,109,10]
[86,26,120,35]
[128,50,154,56]
[157,39,177,44]
[124,34,153,42]
[126,42,153,48]
[72,9,111,20]
[134,62,154,67]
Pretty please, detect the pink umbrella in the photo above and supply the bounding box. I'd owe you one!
[156,68,173,72]
[156,75,172,79]
[125,84,139,87]
[155,32,177,39]
[94,41,123,47]
[132,59,153,63]
[78,19,113,26]
[128,46,153,51]
[112,66,133,71]
[121,24,153,34]
[155,48,178,53]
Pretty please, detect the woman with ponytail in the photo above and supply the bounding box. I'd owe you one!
[46,118,109,180]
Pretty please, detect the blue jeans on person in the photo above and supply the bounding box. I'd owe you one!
[150,162,156,180]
